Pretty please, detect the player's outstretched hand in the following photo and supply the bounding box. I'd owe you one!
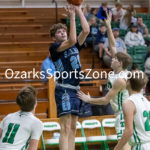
[77,91,91,103]
[64,4,75,17]
[104,10,112,27]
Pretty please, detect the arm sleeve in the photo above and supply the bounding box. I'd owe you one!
[31,120,43,140]
[49,43,61,62]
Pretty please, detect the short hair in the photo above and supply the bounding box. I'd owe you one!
[102,2,107,6]
[16,86,37,112]
[115,2,122,8]
[128,71,148,92]
[100,24,106,28]
[50,23,67,37]
[115,52,132,69]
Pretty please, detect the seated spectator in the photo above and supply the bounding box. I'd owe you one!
[97,2,109,23]
[103,28,126,67]
[125,24,145,47]
[87,8,99,25]
[83,4,91,19]
[93,24,107,60]
[86,16,99,46]
[40,55,56,83]
[136,17,149,37]
[111,2,126,22]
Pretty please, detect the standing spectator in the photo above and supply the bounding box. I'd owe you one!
[120,8,132,30]
[97,2,109,23]
[103,28,126,67]
[86,16,99,46]
[125,24,145,47]
[112,2,126,22]
[137,17,149,37]
[94,24,107,60]
[120,5,137,30]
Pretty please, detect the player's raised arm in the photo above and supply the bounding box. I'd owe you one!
[75,5,90,46]
[105,11,117,58]
[52,5,76,52]
[77,78,126,105]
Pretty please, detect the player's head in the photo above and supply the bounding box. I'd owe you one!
[16,86,37,112]
[111,52,132,70]
[127,71,148,92]
[50,23,68,42]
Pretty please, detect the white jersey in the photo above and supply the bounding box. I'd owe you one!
[129,93,150,146]
[0,111,43,150]
[107,71,129,114]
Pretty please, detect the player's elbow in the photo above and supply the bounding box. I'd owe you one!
[83,27,90,35]
[103,99,110,105]
[69,38,77,46]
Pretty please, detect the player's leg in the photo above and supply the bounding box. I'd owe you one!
[59,114,72,150]
[68,115,78,150]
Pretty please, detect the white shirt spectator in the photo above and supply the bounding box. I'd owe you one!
[125,31,145,47]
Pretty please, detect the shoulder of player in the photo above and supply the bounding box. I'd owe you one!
[114,78,126,89]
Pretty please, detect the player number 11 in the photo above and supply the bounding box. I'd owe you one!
[2,123,20,144]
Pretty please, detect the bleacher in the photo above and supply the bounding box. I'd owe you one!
[0,1,149,149]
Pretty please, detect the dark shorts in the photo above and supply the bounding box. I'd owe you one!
[55,85,92,117]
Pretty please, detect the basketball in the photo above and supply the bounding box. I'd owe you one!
[67,0,83,5]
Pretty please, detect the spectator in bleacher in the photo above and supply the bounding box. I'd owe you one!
[112,2,126,22]
[125,24,145,47]
[93,24,107,60]
[86,16,99,46]
[120,6,136,30]
[40,54,56,83]
[83,4,91,19]
[128,4,136,17]
[103,27,127,67]
[87,8,100,25]
[0,86,43,150]
[136,17,149,37]
[49,4,92,150]
[97,2,109,23]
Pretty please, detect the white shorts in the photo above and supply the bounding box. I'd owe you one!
[115,112,125,140]
[132,142,150,150]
